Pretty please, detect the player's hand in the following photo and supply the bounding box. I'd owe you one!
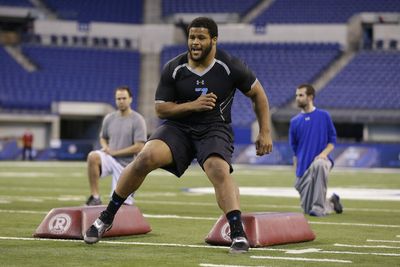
[255,133,273,156]
[191,93,217,112]
[101,147,111,154]
[315,154,328,160]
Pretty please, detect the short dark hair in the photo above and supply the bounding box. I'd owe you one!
[297,84,315,99]
[187,17,218,38]
[115,85,132,98]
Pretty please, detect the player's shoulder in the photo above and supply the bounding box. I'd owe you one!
[315,108,332,118]
[130,110,145,120]
[215,48,242,66]
[163,51,188,71]
[105,111,118,119]
[290,113,303,123]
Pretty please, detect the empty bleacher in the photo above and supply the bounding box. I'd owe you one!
[0,45,141,111]
[0,0,33,7]
[252,0,400,25]
[42,0,143,24]
[316,50,400,109]
[162,0,260,18]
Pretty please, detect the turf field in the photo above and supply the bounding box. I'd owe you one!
[0,161,399,267]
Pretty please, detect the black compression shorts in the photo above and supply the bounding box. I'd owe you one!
[148,121,234,177]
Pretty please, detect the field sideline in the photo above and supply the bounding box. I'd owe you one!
[0,161,399,267]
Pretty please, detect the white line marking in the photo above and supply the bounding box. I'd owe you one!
[0,172,82,178]
[310,221,400,228]
[1,209,399,229]
[251,255,352,263]
[335,243,400,249]
[367,239,400,243]
[186,187,400,201]
[284,246,400,256]
[285,248,322,254]
[144,214,216,220]
[319,250,400,257]
[2,236,399,258]
[0,209,47,214]
[200,264,268,267]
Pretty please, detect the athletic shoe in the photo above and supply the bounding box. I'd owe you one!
[330,193,343,214]
[85,195,102,206]
[309,210,325,217]
[83,217,112,244]
[229,236,250,254]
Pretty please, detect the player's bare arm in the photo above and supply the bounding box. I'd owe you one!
[155,93,217,119]
[245,80,273,156]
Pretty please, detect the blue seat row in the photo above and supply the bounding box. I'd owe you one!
[162,0,260,17]
[316,51,400,109]
[252,0,400,25]
[0,45,141,111]
[42,0,143,24]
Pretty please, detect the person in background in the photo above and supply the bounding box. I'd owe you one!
[289,84,343,217]
[22,129,34,160]
[85,86,147,206]
[83,17,273,253]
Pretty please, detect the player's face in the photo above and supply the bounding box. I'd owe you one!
[295,88,311,109]
[115,90,132,112]
[187,27,215,62]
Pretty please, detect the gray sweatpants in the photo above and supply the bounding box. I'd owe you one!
[294,158,333,216]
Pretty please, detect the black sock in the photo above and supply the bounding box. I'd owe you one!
[226,210,245,239]
[100,191,127,224]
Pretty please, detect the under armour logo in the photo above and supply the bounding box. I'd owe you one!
[196,80,205,85]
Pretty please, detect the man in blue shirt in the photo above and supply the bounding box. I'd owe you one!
[289,84,343,217]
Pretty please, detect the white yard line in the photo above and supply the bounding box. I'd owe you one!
[0,208,399,229]
[200,264,268,267]
[335,243,400,249]
[367,239,400,243]
[1,236,399,259]
[250,255,352,263]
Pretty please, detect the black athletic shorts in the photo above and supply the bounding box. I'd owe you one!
[148,120,234,177]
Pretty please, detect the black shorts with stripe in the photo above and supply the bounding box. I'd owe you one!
[148,120,234,177]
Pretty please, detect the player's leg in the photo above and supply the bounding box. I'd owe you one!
[110,159,134,205]
[203,156,249,253]
[86,151,103,205]
[294,169,315,214]
[312,159,343,214]
[309,158,331,216]
[84,140,174,244]
[204,156,239,213]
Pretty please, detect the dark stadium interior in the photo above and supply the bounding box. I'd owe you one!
[0,0,399,167]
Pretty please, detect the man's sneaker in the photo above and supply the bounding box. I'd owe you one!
[83,217,112,244]
[330,193,343,214]
[229,236,250,254]
[309,210,325,217]
[85,195,102,206]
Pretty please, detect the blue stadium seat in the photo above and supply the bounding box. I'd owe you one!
[0,0,33,7]
[0,45,141,111]
[252,0,400,25]
[316,51,400,109]
[42,0,143,24]
[162,0,260,17]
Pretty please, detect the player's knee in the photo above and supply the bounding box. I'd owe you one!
[314,158,330,171]
[87,151,100,165]
[133,150,158,172]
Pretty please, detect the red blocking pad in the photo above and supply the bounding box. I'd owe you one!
[33,205,151,239]
[205,212,315,247]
